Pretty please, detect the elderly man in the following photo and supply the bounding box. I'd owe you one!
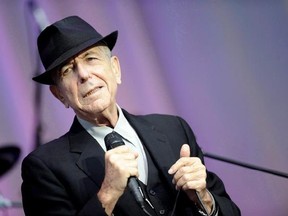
[21,16,240,216]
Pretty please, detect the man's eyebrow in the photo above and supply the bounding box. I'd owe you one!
[61,59,74,68]
[82,50,99,57]
[59,50,100,70]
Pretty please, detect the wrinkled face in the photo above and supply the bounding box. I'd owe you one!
[50,45,121,120]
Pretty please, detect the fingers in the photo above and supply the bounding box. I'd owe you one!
[168,144,193,175]
[105,145,139,176]
[169,144,207,192]
[106,145,138,156]
[106,145,139,163]
[172,161,207,191]
[105,145,139,181]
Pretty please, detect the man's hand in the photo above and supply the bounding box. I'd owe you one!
[98,146,138,215]
[168,144,213,214]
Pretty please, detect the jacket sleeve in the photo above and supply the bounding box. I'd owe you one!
[177,116,241,216]
[21,154,107,216]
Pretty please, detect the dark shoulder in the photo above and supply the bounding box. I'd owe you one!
[127,111,189,129]
[24,133,70,161]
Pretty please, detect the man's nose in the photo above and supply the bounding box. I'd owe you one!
[76,63,89,83]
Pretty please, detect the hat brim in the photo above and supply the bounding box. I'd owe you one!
[32,30,118,85]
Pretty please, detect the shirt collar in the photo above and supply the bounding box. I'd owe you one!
[77,105,136,147]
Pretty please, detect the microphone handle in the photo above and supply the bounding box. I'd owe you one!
[127,177,145,207]
[104,132,146,208]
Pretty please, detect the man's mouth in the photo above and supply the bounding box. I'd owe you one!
[83,87,102,98]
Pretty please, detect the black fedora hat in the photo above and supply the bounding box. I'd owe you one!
[32,16,118,85]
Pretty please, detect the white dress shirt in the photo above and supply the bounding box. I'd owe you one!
[77,105,148,184]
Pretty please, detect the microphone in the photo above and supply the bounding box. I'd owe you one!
[104,132,144,204]
[104,132,151,215]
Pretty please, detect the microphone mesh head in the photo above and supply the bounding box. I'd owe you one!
[104,131,124,150]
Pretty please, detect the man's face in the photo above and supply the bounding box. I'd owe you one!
[50,45,121,120]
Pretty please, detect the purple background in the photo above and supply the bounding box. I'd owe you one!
[0,1,288,215]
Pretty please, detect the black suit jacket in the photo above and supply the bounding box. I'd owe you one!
[21,109,240,215]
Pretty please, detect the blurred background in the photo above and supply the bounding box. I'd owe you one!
[0,0,288,215]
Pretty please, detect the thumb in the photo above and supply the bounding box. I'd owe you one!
[180,144,190,158]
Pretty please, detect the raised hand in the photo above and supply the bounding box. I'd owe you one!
[168,144,213,214]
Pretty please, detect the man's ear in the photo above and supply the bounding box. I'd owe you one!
[49,85,69,108]
[111,56,121,84]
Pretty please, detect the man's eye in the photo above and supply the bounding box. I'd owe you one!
[61,67,73,77]
[86,57,98,62]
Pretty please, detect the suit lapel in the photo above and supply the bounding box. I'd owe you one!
[123,111,177,187]
[68,117,105,188]
[67,112,178,189]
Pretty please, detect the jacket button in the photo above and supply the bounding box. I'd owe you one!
[159,209,165,215]
[149,189,156,196]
